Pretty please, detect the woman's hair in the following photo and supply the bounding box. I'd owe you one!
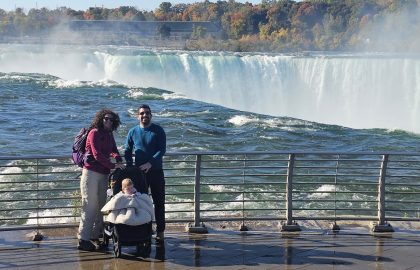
[89,108,121,131]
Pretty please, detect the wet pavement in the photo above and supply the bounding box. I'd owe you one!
[0,226,419,270]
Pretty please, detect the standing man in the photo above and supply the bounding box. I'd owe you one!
[124,104,166,243]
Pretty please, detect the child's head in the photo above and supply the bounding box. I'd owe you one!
[122,178,136,195]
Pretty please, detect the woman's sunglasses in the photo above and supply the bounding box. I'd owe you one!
[103,117,114,122]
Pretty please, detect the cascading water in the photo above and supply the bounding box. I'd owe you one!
[1,44,419,133]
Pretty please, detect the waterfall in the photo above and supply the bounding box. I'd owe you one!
[102,51,420,133]
[1,45,419,133]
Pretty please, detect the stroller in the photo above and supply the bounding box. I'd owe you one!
[102,167,153,258]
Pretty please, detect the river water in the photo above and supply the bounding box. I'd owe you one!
[1,44,419,156]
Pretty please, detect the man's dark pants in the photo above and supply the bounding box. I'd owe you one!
[145,169,165,233]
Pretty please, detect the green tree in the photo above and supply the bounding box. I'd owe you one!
[159,2,172,13]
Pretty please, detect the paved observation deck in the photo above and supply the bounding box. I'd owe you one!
[0,224,419,270]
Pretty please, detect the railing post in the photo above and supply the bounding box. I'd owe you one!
[239,154,248,231]
[33,158,43,241]
[187,154,208,233]
[281,153,300,232]
[371,154,393,232]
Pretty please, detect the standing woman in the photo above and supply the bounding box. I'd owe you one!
[78,109,125,251]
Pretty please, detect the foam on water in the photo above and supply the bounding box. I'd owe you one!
[26,209,76,225]
[228,115,260,126]
[308,185,337,199]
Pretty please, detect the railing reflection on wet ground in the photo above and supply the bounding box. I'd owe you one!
[0,151,419,232]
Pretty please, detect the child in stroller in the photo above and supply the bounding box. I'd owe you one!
[101,167,154,258]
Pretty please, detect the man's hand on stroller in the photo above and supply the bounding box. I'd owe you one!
[139,162,152,173]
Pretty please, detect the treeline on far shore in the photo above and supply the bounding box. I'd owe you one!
[1,0,420,52]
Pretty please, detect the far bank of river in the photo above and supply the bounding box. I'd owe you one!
[0,34,187,49]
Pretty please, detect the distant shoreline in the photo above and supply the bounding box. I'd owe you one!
[0,35,188,50]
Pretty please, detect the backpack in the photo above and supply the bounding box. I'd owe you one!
[71,127,90,167]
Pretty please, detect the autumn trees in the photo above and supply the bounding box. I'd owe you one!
[0,0,419,52]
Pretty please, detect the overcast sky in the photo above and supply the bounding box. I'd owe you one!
[2,1,263,12]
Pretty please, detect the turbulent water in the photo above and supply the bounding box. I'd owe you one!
[1,44,420,157]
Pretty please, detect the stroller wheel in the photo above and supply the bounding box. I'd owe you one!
[113,242,121,258]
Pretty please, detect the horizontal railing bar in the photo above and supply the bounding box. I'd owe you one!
[0,188,79,193]
[386,192,420,194]
[295,166,381,170]
[388,160,420,163]
[292,191,378,194]
[294,208,375,211]
[0,179,80,184]
[201,182,285,186]
[199,199,284,203]
[292,199,378,203]
[2,151,420,160]
[387,167,420,170]
[295,159,381,162]
[0,206,79,211]
[386,209,420,212]
[385,217,420,221]
[199,191,287,195]
[0,172,77,176]
[294,182,377,185]
[200,174,286,178]
[0,223,79,231]
[0,197,80,202]
[386,183,420,186]
[229,159,289,162]
[165,174,196,178]
[386,200,420,203]
[294,174,379,177]
[165,210,194,213]
[165,201,193,204]
[200,208,286,212]
[165,183,195,187]
[200,166,287,170]
[0,215,78,221]
[199,217,286,222]
[166,192,195,196]
[164,160,196,163]
[292,216,378,221]
[200,159,288,163]
[385,175,420,178]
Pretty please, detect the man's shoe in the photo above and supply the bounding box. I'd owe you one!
[77,239,95,251]
[156,232,164,243]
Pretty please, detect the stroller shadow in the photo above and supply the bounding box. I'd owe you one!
[107,239,165,262]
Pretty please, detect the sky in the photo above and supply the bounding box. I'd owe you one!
[1,0,263,12]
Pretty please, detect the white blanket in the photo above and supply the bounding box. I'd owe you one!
[101,192,154,226]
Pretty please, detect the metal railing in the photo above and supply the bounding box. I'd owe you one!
[0,151,419,232]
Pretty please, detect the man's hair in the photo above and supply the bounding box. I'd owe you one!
[138,104,151,113]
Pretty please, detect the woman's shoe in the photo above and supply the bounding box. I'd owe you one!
[90,239,107,250]
[77,239,95,251]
